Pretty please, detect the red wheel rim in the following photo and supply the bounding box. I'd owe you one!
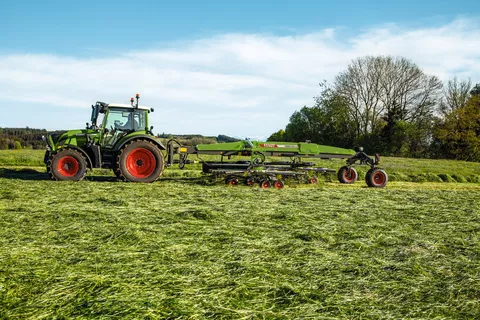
[262,181,270,189]
[274,181,284,189]
[311,177,318,184]
[229,179,238,185]
[126,148,156,178]
[57,156,79,177]
[343,169,356,182]
[372,171,386,186]
[247,179,254,186]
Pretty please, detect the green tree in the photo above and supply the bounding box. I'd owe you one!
[0,138,7,150]
[267,129,285,141]
[471,83,480,96]
[435,95,480,161]
[283,106,322,143]
[270,83,356,148]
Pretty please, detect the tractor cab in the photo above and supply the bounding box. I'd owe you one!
[89,95,154,148]
[100,104,151,148]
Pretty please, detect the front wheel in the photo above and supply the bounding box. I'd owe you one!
[115,140,164,182]
[47,149,87,181]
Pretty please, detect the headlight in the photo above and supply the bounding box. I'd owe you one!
[42,135,46,141]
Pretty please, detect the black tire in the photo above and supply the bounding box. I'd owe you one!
[47,149,87,181]
[338,166,358,184]
[366,168,388,188]
[365,168,374,182]
[115,140,164,183]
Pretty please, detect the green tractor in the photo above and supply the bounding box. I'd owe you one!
[44,94,165,182]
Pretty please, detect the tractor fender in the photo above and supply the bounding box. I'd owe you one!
[62,145,94,170]
[114,135,166,152]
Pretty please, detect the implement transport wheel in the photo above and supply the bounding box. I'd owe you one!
[338,166,358,184]
[274,180,285,189]
[366,168,388,188]
[226,177,239,186]
[260,180,271,189]
[245,177,255,186]
[115,140,164,183]
[310,176,318,184]
[48,149,87,181]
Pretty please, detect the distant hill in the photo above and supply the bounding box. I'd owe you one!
[0,127,240,150]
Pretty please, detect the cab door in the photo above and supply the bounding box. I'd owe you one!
[99,108,131,148]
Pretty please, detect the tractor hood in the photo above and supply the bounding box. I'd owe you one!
[47,129,100,151]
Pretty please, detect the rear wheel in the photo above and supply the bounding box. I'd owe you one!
[366,168,388,188]
[48,149,87,181]
[338,166,358,184]
[115,140,164,182]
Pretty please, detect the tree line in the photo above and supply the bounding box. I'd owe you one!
[0,128,50,150]
[0,127,240,150]
[268,56,480,161]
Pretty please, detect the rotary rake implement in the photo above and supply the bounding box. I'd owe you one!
[166,139,388,188]
[42,94,388,188]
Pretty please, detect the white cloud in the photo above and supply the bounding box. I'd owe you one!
[1,18,479,138]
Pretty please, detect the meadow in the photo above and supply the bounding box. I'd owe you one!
[0,150,479,319]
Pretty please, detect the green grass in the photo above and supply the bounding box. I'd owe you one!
[0,150,45,167]
[0,170,479,318]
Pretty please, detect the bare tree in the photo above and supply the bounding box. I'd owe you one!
[334,56,384,136]
[334,56,442,136]
[440,77,472,115]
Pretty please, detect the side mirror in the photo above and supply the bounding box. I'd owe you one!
[150,126,154,132]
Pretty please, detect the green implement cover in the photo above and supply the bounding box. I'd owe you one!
[195,140,355,156]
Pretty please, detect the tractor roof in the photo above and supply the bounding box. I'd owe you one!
[108,103,151,111]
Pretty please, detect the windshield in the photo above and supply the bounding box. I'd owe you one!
[105,108,146,131]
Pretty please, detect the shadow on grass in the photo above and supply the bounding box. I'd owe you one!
[159,176,211,186]
[0,168,117,182]
[0,168,48,181]
[0,168,210,184]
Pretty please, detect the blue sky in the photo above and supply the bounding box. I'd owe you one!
[1,0,480,138]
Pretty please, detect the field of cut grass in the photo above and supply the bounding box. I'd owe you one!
[1,150,480,318]
[1,156,480,318]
